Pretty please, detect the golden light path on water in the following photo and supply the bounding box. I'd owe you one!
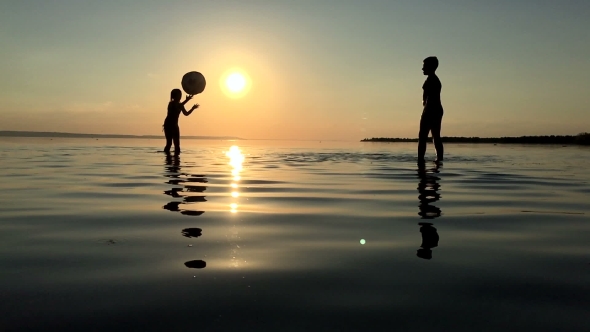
[225,145,245,269]
[226,145,244,214]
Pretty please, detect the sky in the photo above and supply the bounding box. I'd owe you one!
[1,0,589,140]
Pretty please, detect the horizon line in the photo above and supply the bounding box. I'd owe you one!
[1,130,588,142]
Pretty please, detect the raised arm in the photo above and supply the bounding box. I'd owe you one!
[182,103,199,116]
[180,94,193,106]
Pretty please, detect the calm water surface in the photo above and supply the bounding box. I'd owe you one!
[1,138,589,331]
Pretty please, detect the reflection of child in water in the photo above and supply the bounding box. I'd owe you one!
[163,89,199,154]
[417,161,442,219]
[417,223,439,260]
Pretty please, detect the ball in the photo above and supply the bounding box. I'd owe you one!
[181,71,206,95]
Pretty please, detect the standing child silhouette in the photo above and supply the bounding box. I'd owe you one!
[418,56,444,163]
[163,89,199,154]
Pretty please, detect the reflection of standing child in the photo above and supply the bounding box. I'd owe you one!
[163,89,199,154]
[418,56,444,163]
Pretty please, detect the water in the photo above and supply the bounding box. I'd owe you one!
[1,138,589,331]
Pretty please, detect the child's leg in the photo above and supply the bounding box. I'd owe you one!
[164,126,172,152]
[431,114,444,161]
[418,114,431,162]
[173,126,181,154]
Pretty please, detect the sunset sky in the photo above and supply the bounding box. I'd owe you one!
[1,0,589,140]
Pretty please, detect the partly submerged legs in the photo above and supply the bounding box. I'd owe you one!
[418,112,444,162]
[163,126,173,153]
[418,114,431,163]
[431,114,444,161]
[173,125,181,154]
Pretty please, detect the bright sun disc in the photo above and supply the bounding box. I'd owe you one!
[220,68,251,99]
[226,73,246,93]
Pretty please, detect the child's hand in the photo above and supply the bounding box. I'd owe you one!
[191,104,200,111]
[184,95,194,102]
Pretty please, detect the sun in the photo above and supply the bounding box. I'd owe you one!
[220,68,251,99]
[226,73,246,93]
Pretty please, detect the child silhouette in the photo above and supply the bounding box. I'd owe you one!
[418,56,444,163]
[163,89,199,154]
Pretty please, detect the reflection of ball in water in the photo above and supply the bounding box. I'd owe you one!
[360,239,366,245]
[181,71,206,95]
[184,260,206,269]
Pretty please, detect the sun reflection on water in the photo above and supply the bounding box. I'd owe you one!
[226,145,244,214]
[226,145,245,269]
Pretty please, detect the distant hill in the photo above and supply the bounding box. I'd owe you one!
[361,133,590,145]
[0,131,242,140]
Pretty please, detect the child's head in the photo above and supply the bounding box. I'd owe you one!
[170,89,182,102]
[416,248,432,260]
[422,56,438,75]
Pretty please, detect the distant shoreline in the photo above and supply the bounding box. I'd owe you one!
[0,131,242,140]
[362,133,590,145]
